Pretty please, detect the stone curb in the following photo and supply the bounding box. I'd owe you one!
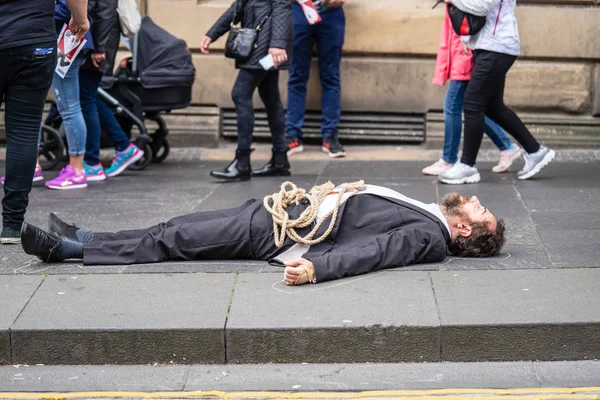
[2,269,599,365]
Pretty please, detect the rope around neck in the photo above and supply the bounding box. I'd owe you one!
[263,180,366,248]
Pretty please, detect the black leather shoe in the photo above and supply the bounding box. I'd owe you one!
[48,213,79,241]
[252,150,291,177]
[21,222,65,262]
[210,149,252,181]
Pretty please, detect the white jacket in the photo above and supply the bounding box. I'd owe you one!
[450,0,520,56]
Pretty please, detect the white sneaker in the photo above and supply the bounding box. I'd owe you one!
[439,162,481,184]
[492,145,522,173]
[422,159,453,176]
[518,145,555,180]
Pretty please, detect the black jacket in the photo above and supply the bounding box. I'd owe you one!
[302,195,450,282]
[85,0,120,76]
[206,0,292,70]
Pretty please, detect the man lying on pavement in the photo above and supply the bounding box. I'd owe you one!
[20,181,505,285]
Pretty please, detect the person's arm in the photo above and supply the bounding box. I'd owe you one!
[201,1,237,55]
[305,229,448,283]
[90,0,118,54]
[326,0,346,8]
[446,0,498,17]
[268,0,292,68]
[65,0,90,40]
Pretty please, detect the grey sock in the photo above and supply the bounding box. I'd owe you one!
[58,239,84,260]
[75,229,94,243]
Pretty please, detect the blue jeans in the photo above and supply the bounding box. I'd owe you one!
[442,80,513,164]
[1,41,56,230]
[80,68,130,166]
[286,3,345,139]
[51,52,87,156]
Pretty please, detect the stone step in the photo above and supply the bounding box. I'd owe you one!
[2,269,599,365]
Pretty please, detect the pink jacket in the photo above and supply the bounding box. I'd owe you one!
[432,8,474,86]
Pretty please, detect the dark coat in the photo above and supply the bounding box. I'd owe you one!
[302,195,451,283]
[206,0,293,70]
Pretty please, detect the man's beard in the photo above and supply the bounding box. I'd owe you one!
[441,192,469,220]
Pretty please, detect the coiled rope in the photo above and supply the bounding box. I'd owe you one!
[263,180,366,248]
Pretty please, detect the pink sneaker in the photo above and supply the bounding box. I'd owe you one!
[492,145,522,173]
[422,159,453,176]
[1,165,44,185]
[45,165,87,190]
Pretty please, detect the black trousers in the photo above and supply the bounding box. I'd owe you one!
[460,50,541,167]
[1,41,56,230]
[231,68,286,153]
[83,200,306,265]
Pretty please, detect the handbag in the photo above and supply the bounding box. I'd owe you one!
[225,0,272,62]
[117,0,142,37]
[432,0,487,36]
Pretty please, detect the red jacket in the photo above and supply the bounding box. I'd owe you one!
[432,8,474,86]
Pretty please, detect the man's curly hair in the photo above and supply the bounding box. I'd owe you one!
[448,219,506,257]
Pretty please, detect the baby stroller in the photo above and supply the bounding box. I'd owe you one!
[38,17,195,171]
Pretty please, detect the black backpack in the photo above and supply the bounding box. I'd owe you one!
[432,0,487,36]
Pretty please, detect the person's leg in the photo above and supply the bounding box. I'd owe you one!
[482,54,540,154]
[315,7,344,140]
[422,80,466,176]
[483,116,512,151]
[1,42,56,240]
[442,80,468,164]
[258,70,286,153]
[46,53,88,189]
[82,199,278,265]
[210,69,264,181]
[79,68,103,167]
[459,51,510,167]
[89,200,259,242]
[286,3,313,141]
[97,97,130,152]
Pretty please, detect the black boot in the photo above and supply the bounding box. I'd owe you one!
[252,150,291,177]
[210,149,252,181]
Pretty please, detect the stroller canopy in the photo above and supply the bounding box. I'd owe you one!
[136,17,195,89]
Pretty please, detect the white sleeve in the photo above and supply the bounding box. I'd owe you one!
[451,0,499,16]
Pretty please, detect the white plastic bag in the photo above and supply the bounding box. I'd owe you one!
[117,0,142,37]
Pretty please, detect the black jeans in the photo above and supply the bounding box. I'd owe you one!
[231,68,286,153]
[1,41,56,230]
[460,50,540,167]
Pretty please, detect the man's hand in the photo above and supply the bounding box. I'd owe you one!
[200,36,212,55]
[284,258,316,285]
[269,48,288,69]
[91,52,106,68]
[327,0,346,7]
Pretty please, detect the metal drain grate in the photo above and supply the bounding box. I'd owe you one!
[222,110,426,143]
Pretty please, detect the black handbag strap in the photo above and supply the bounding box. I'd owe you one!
[231,0,273,30]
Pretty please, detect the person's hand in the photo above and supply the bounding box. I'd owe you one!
[68,16,90,42]
[91,52,106,68]
[444,0,451,3]
[269,48,288,69]
[284,258,316,285]
[201,36,212,55]
[461,42,470,55]
[327,0,346,7]
[119,56,132,69]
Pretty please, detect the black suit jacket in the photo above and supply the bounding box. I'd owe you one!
[302,194,450,283]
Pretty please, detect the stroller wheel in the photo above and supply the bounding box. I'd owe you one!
[129,142,153,171]
[151,139,170,163]
[38,125,65,171]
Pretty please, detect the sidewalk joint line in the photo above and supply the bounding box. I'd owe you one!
[223,273,239,363]
[428,271,443,360]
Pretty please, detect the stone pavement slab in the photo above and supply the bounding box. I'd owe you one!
[432,269,600,361]
[534,361,600,387]
[0,276,43,364]
[226,272,440,363]
[538,230,600,267]
[10,274,235,365]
